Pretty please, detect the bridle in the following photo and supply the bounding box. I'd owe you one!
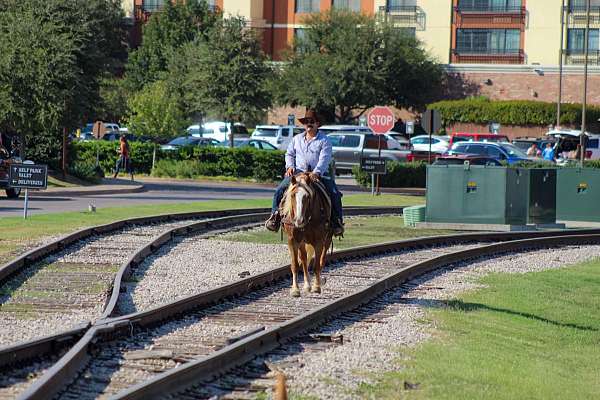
[282,180,315,228]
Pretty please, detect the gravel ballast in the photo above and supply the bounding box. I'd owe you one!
[248,245,600,400]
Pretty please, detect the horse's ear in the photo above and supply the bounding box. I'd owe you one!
[290,175,297,185]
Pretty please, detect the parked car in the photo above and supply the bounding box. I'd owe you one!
[218,138,279,150]
[448,132,510,147]
[445,141,533,165]
[433,154,503,166]
[102,132,152,142]
[545,128,600,160]
[251,125,303,150]
[410,135,450,153]
[188,121,250,143]
[160,136,220,151]
[327,131,410,174]
[387,132,411,150]
[0,133,22,198]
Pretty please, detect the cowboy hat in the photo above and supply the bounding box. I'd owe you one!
[298,109,321,125]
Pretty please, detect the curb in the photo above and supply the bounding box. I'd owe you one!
[29,184,145,198]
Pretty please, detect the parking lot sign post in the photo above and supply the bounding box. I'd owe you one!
[9,162,48,219]
[367,107,394,195]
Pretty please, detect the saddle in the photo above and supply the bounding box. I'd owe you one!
[280,179,332,229]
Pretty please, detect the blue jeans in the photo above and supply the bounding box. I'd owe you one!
[115,156,131,175]
[272,174,343,222]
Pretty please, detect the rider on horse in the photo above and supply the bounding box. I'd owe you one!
[265,109,344,236]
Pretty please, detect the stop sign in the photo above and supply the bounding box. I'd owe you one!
[367,106,394,135]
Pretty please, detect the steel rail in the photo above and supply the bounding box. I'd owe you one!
[18,230,600,400]
[111,233,600,400]
[0,207,400,369]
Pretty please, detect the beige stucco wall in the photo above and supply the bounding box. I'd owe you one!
[525,0,562,66]
[417,0,452,64]
[223,0,266,28]
[121,0,134,19]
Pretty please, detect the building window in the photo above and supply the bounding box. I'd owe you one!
[395,27,417,38]
[570,0,600,11]
[457,0,522,12]
[387,0,417,12]
[296,0,319,13]
[294,28,309,53]
[456,29,520,54]
[567,28,600,53]
[332,0,361,12]
[142,0,164,12]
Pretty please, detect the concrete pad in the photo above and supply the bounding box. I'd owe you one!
[559,220,600,228]
[416,222,538,232]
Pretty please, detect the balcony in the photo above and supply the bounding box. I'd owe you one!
[566,6,600,26]
[454,6,526,29]
[378,5,426,31]
[452,48,525,64]
[564,49,600,65]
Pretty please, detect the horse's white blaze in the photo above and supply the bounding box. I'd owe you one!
[295,186,308,226]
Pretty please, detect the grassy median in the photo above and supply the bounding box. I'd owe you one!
[357,259,600,400]
[0,194,424,264]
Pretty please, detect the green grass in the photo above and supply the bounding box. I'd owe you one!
[357,259,600,400]
[0,194,423,262]
[222,215,452,249]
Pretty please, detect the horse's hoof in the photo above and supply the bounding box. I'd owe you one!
[304,284,311,293]
[290,288,301,297]
[310,286,321,294]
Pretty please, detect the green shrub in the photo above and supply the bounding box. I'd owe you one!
[428,98,600,127]
[68,161,101,183]
[353,161,427,188]
[69,141,157,175]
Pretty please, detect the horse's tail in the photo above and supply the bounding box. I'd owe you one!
[306,244,315,269]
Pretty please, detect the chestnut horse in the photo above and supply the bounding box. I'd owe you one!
[280,173,333,297]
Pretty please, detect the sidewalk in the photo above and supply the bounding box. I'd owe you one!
[31,178,145,197]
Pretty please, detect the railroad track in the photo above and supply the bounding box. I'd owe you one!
[0,206,400,399]
[13,229,600,400]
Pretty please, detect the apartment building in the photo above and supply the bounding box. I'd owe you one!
[124,0,600,104]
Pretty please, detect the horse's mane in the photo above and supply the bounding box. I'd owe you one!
[281,183,296,217]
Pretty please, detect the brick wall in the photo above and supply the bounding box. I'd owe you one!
[448,71,600,105]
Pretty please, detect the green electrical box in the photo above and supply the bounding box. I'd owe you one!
[557,168,600,222]
[426,165,556,225]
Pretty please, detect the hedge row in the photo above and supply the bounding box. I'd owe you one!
[428,98,600,127]
[353,162,427,188]
[69,141,285,182]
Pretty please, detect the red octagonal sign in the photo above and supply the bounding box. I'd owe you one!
[367,106,394,135]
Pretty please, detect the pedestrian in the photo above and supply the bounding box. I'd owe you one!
[393,117,406,134]
[526,143,539,157]
[264,108,344,236]
[113,135,133,180]
[542,142,555,162]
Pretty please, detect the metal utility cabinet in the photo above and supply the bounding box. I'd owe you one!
[557,168,600,222]
[426,165,556,225]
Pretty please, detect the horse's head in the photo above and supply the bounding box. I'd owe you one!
[282,173,316,229]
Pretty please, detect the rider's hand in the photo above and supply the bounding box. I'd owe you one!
[285,167,295,177]
[308,172,320,181]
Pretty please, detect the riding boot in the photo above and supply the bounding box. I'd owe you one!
[332,218,344,237]
[265,211,281,232]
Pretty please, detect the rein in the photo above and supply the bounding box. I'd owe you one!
[281,181,315,229]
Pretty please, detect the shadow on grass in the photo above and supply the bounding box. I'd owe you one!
[434,299,598,332]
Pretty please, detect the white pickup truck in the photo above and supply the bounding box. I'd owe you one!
[320,126,410,174]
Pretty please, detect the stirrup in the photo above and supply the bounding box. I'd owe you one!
[332,219,344,237]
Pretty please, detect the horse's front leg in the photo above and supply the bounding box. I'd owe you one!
[298,244,310,293]
[287,239,301,297]
[311,243,324,294]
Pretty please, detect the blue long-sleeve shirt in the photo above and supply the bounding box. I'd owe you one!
[285,131,332,176]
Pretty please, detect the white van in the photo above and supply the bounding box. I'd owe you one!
[251,125,303,150]
[187,121,249,143]
[546,129,600,160]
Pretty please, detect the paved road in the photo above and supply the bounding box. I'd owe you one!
[0,180,278,217]
[0,178,367,217]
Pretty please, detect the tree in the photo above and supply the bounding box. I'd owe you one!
[124,0,219,92]
[272,10,443,124]
[173,16,272,147]
[0,0,125,163]
[126,80,190,139]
